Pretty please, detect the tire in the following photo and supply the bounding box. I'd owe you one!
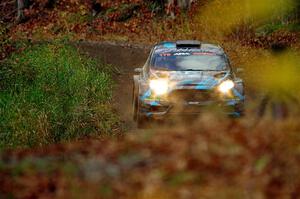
[132,85,138,121]
[235,103,245,117]
[136,100,148,128]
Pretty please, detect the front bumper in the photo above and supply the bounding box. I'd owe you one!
[140,99,244,119]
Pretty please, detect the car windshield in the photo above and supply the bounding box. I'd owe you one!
[152,51,228,71]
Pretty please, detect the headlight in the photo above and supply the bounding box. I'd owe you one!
[149,79,168,96]
[218,80,234,93]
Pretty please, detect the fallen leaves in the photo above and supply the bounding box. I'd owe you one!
[1,120,300,198]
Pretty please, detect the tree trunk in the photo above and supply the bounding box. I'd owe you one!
[16,0,30,23]
[166,0,192,18]
[166,0,175,18]
[177,0,192,10]
[16,0,25,23]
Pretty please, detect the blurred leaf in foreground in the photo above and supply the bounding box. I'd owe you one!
[197,0,297,36]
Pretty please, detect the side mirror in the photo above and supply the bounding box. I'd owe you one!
[134,68,143,73]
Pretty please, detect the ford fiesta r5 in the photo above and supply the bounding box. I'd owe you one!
[132,40,245,128]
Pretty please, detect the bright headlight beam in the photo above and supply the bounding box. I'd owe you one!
[149,79,168,96]
[218,80,234,93]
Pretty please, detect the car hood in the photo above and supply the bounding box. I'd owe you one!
[150,70,230,89]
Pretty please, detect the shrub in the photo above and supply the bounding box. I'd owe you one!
[0,42,119,148]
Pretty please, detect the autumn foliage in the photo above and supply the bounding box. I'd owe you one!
[1,0,299,56]
[1,1,300,199]
[1,119,300,198]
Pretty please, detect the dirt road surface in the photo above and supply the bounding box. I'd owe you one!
[78,41,151,131]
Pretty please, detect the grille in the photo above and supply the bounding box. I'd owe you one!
[168,89,213,103]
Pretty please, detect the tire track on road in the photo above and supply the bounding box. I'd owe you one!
[77,41,151,131]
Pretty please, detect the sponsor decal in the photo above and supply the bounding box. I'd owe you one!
[192,52,216,56]
[173,52,190,56]
[159,53,172,57]
[155,48,221,55]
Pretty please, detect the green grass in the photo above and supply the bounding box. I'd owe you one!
[0,42,119,149]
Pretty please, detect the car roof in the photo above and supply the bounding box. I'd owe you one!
[153,40,225,55]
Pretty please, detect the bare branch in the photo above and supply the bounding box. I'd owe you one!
[0,0,15,6]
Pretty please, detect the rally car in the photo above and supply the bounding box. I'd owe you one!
[132,40,245,127]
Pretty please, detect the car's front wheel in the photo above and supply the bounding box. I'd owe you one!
[232,103,245,117]
[132,85,138,121]
[136,112,147,128]
[136,99,149,128]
